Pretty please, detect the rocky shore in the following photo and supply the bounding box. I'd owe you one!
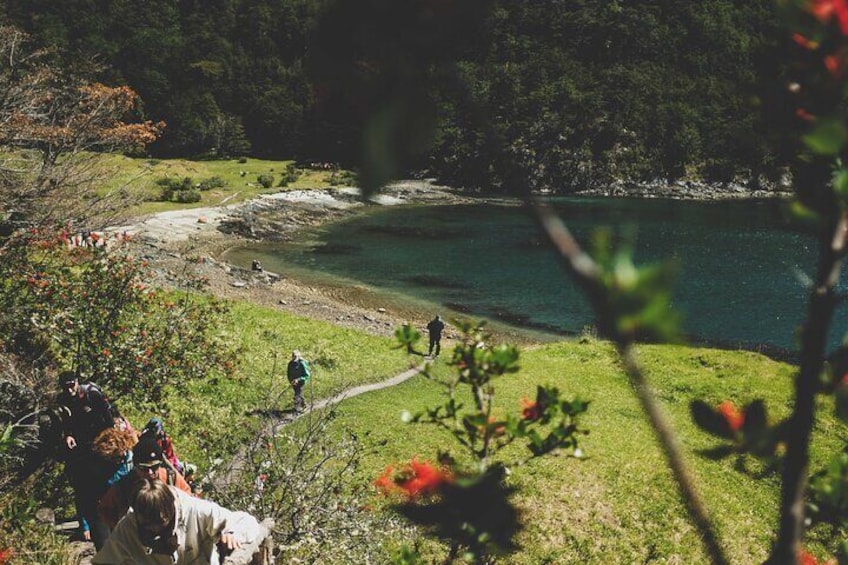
[117,181,534,344]
[573,178,793,200]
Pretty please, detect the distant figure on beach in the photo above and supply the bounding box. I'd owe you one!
[251,259,263,272]
[427,315,445,357]
[287,350,311,413]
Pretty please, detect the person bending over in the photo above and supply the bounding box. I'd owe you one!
[93,476,260,564]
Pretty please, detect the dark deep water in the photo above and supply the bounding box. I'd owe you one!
[224,197,848,353]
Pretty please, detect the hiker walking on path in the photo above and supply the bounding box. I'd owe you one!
[93,476,261,564]
[426,315,445,357]
[287,350,311,413]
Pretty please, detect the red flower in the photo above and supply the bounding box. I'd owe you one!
[799,548,837,565]
[718,401,744,432]
[808,0,848,34]
[793,33,819,49]
[521,397,542,422]
[374,459,452,498]
[373,465,397,494]
[0,549,13,565]
[825,53,842,76]
[796,107,816,121]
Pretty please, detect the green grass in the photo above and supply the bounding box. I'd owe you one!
[128,298,413,471]
[322,338,840,563]
[94,154,350,216]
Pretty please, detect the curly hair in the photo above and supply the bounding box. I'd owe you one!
[92,426,137,461]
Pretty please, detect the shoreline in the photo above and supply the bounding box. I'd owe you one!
[120,181,800,358]
[120,181,550,346]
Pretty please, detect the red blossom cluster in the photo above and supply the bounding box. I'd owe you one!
[799,548,837,565]
[520,397,542,422]
[809,0,848,34]
[374,458,453,498]
[0,549,13,565]
[717,400,745,432]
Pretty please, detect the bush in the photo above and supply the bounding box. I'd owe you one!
[173,189,202,203]
[278,163,301,187]
[328,170,358,187]
[198,176,226,191]
[238,157,248,164]
[0,231,238,405]
[155,177,195,201]
[257,174,274,189]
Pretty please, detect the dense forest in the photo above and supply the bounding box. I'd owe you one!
[1,0,790,192]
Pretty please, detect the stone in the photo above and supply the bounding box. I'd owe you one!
[35,507,55,524]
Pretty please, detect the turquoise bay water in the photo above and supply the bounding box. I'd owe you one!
[224,198,848,352]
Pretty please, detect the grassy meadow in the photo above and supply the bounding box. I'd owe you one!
[125,292,840,563]
[311,339,837,563]
[95,153,347,216]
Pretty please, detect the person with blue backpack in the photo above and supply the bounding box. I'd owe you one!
[286,350,311,413]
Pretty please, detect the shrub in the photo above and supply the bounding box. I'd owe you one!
[155,177,195,201]
[198,176,226,191]
[257,174,274,189]
[173,188,202,203]
[213,402,409,564]
[238,157,248,164]
[0,231,238,405]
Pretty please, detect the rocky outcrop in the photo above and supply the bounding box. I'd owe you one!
[572,177,793,200]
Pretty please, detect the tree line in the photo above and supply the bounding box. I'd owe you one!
[1,0,787,193]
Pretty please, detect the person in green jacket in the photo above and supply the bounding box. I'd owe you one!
[286,350,311,413]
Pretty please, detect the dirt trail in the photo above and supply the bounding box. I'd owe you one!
[211,363,424,490]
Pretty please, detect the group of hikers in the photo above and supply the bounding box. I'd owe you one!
[51,315,443,562]
[53,370,261,563]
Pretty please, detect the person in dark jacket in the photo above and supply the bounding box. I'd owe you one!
[426,315,445,357]
[286,350,311,413]
[56,370,122,549]
[57,371,118,451]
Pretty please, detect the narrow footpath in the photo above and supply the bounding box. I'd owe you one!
[211,363,425,496]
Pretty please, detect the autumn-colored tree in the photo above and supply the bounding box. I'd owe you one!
[0,26,163,231]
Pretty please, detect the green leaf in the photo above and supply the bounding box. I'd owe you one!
[690,400,733,439]
[742,400,767,435]
[803,118,848,156]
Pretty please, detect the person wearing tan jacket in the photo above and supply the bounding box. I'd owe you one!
[93,477,260,564]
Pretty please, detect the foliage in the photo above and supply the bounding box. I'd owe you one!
[383,320,589,562]
[212,402,410,564]
[3,2,786,189]
[0,26,163,229]
[197,176,226,191]
[0,230,237,405]
[256,173,274,189]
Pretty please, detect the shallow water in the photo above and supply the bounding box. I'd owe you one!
[223,197,848,352]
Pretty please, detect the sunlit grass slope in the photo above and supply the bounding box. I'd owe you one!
[327,338,838,563]
[126,299,412,472]
[95,153,347,216]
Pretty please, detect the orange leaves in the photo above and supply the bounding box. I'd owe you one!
[520,397,542,422]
